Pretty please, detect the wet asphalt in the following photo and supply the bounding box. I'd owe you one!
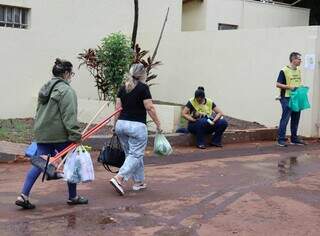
[1,141,320,235]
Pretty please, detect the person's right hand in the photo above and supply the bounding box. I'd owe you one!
[156,126,163,133]
[73,137,83,144]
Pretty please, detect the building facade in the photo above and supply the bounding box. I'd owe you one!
[1,0,319,137]
[182,0,310,31]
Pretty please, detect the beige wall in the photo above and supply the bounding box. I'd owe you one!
[182,0,310,31]
[242,0,310,29]
[311,29,320,137]
[1,1,319,138]
[140,27,320,137]
[77,99,180,133]
[0,0,181,118]
[206,0,243,30]
[182,0,207,31]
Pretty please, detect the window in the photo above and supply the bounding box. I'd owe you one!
[0,7,4,26]
[0,5,29,29]
[218,23,238,31]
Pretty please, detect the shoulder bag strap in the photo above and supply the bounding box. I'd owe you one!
[102,163,119,173]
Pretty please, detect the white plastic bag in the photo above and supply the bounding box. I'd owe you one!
[63,146,94,183]
[78,146,95,183]
[63,149,81,184]
[153,133,173,156]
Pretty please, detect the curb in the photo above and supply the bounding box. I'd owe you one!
[84,128,278,150]
[0,128,277,163]
[0,141,28,163]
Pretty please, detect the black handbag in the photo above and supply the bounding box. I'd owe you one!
[98,134,125,173]
[31,154,60,181]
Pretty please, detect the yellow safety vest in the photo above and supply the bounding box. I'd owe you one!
[189,97,213,116]
[282,66,302,97]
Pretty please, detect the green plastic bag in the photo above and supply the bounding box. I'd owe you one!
[154,133,173,156]
[289,86,311,112]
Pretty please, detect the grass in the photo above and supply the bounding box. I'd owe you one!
[0,118,34,144]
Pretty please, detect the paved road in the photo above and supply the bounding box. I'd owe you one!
[1,141,320,236]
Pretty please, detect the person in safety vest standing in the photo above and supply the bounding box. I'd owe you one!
[182,86,228,149]
[276,52,306,147]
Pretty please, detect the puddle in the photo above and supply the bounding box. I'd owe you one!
[277,153,320,180]
[154,226,195,236]
[243,153,320,182]
[278,156,298,175]
[26,210,118,232]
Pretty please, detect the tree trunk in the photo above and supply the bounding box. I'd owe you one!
[151,7,169,63]
[131,0,139,49]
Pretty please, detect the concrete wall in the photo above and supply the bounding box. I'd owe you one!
[140,26,320,137]
[182,0,310,31]
[1,1,319,138]
[242,0,310,29]
[0,0,181,118]
[182,0,207,31]
[77,99,181,133]
[310,28,320,137]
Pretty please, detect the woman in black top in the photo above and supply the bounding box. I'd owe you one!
[110,63,161,196]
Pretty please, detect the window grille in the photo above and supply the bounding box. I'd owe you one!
[0,5,29,29]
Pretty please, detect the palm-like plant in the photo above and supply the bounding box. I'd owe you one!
[78,49,105,100]
[78,33,133,102]
[133,44,162,86]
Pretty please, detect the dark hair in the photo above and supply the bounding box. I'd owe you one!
[289,52,301,62]
[52,58,73,77]
[194,86,205,98]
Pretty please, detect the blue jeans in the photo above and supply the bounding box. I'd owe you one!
[278,97,301,142]
[21,142,77,200]
[115,120,148,183]
[188,118,228,146]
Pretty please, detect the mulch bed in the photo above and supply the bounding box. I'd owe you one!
[0,116,265,144]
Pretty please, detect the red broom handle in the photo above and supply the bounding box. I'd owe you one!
[49,108,122,164]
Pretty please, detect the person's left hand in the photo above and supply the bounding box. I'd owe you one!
[156,126,163,133]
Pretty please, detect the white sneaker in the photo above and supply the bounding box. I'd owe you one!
[132,183,147,191]
[110,178,124,196]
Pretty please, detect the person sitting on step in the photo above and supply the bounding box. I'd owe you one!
[182,86,228,149]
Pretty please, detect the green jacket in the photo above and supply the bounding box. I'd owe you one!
[34,77,82,143]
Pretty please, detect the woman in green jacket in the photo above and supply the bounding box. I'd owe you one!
[15,59,88,209]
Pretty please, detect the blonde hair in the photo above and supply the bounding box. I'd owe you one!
[124,63,147,93]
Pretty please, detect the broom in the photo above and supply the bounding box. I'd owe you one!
[31,107,122,179]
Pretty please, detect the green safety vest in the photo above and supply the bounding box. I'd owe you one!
[282,66,302,97]
[189,97,213,116]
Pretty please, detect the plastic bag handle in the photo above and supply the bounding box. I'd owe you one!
[102,163,119,174]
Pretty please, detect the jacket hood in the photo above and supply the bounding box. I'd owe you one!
[38,78,67,104]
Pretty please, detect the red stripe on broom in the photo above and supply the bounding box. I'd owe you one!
[49,108,122,164]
